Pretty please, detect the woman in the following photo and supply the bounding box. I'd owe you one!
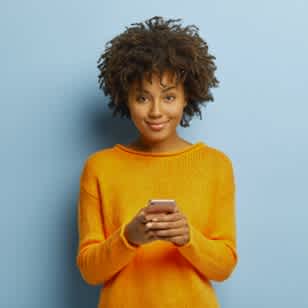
[76,16,238,308]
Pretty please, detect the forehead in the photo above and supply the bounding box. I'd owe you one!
[131,70,181,91]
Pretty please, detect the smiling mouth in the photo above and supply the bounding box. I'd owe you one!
[146,121,169,131]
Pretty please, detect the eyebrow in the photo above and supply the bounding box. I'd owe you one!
[135,86,177,93]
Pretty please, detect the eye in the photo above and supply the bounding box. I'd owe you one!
[165,95,176,102]
[136,95,148,103]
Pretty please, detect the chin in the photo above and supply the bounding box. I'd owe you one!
[140,132,171,144]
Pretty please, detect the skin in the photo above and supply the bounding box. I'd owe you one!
[126,69,191,153]
[123,70,191,247]
[124,206,190,247]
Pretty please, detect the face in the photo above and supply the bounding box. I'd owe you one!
[127,70,187,145]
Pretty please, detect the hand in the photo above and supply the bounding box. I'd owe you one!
[124,207,159,247]
[144,206,191,247]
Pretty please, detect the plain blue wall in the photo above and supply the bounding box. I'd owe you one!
[1,1,307,307]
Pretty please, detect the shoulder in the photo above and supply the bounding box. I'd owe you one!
[200,143,235,184]
[86,146,115,163]
[80,146,116,175]
[202,143,234,167]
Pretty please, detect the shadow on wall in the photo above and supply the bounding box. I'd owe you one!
[64,94,137,308]
[75,94,137,151]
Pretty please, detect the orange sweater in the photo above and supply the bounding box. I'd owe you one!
[76,141,238,308]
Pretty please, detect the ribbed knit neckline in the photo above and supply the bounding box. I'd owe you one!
[114,141,206,157]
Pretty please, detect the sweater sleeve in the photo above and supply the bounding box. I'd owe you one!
[177,155,238,282]
[76,158,139,286]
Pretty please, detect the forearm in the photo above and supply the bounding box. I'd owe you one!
[76,223,138,285]
[177,224,238,282]
[76,183,139,286]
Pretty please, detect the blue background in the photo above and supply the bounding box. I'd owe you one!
[1,1,307,307]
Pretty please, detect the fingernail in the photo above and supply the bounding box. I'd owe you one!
[146,223,152,228]
[152,218,158,222]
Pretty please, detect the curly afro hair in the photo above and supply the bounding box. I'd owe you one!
[97,16,219,127]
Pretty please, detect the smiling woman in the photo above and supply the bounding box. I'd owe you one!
[76,15,238,308]
[96,14,219,152]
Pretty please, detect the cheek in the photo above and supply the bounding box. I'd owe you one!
[167,105,185,119]
[129,106,146,119]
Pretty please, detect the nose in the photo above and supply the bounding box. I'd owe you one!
[148,100,163,117]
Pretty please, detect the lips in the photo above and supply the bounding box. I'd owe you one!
[146,120,169,131]
[147,121,168,125]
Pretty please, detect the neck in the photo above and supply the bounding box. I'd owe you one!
[129,135,191,153]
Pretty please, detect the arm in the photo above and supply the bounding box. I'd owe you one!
[76,159,139,286]
[177,155,238,282]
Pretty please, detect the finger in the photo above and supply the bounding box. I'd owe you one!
[154,227,188,237]
[145,212,182,221]
[158,235,190,246]
[138,206,146,214]
[146,230,157,239]
[145,212,183,222]
[145,213,168,222]
[145,219,184,230]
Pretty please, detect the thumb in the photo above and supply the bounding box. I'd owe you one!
[136,207,147,223]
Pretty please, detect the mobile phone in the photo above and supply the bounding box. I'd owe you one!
[146,199,176,214]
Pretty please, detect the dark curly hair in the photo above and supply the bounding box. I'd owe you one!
[97,16,219,127]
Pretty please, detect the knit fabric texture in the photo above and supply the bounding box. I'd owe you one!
[76,141,238,308]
